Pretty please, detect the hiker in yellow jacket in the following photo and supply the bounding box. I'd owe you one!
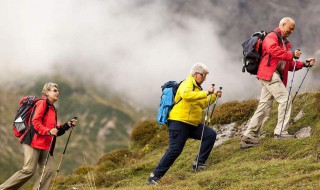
[147,62,222,185]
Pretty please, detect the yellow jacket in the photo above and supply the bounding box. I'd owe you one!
[168,75,216,126]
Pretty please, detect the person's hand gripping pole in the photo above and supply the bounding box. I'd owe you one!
[208,87,223,126]
[50,116,78,190]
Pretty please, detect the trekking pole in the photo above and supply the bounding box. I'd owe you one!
[292,67,310,102]
[208,87,223,126]
[194,84,214,171]
[50,116,77,190]
[37,135,55,190]
[279,58,298,137]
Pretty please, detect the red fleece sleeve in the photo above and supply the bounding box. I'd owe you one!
[288,60,304,71]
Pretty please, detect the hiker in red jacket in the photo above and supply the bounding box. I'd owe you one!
[241,17,316,149]
[0,82,77,190]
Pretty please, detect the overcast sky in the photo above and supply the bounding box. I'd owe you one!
[0,0,317,108]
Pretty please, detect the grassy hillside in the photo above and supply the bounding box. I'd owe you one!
[0,76,150,182]
[50,91,320,190]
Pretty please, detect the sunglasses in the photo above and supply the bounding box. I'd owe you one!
[198,72,206,78]
[49,89,59,93]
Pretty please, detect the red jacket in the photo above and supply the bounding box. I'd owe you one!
[257,27,304,86]
[19,96,66,150]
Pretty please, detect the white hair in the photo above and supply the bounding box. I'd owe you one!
[42,82,58,96]
[190,62,209,75]
[279,17,295,27]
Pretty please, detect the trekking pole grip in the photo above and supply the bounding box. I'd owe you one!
[71,116,77,127]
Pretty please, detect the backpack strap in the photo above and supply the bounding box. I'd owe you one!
[262,31,282,66]
[29,99,50,126]
[174,83,195,106]
[42,100,50,123]
[270,31,282,44]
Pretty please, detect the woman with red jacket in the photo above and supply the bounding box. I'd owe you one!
[0,82,77,190]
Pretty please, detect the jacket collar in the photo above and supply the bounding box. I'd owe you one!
[41,95,55,107]
[274,27,289,44]
[274,27,282,37]
[188,75,203,90]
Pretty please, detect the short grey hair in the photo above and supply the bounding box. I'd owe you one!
[42,82,58,96]
[190,62,209,75]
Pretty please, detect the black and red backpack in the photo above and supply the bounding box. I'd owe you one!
[13,96,48,137]
[241,31,281,75]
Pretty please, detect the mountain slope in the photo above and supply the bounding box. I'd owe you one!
[51,91,320,190]
[0,76,149,181]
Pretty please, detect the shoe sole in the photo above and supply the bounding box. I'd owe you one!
[274,136,295,140]
[241,140,260,144]
[146,180,159,185]
[240,142,259,149]
[191,167,206,173]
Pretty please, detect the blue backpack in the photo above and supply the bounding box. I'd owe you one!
[156,81,182,125]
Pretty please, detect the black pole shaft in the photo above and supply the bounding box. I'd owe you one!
[280,59,298,136]
[63,126,74,154]
[37,136,55,190]
[195,87,214,171]
[292,67,310,103]
[208,87,222,125]
[50,125,75,190]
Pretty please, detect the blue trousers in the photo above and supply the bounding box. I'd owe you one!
[153,120,216,178]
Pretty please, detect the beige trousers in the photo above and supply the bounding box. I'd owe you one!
[243,72,292,138]
[0,144,53,190]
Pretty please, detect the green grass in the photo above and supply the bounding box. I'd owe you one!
[50,92,320,189]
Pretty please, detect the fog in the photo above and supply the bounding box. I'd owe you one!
[0,0,317,108]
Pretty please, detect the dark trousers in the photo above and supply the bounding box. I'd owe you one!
[153,120,216,178]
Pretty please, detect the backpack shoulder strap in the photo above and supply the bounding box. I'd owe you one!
[262,31,282,66]
[30,99,50,125]
[42,100,50,123]
[269,31,282,45]
[174,81,195,106]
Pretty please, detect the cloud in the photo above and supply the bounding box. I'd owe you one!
[0,0,317,108]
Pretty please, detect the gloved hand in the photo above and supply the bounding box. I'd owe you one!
[304,58,316,67]
[57,117,78,136]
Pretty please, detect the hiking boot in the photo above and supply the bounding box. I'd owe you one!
[240,136,260,149]
[240,141,260,149]
[192,162,208,173]
[274,133,296,140]
[146,173,160,185]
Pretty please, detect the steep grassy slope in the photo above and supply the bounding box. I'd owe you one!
[51,91,320,190]
[0,77,148,182]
